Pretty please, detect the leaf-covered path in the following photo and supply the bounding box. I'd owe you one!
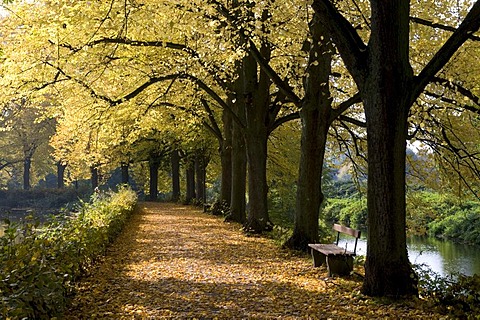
[65,202,443,319]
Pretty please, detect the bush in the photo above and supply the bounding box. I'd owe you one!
[323,197,367,230]
[415,264,480,318]
[428,207,480,245]
[0,186,137,319]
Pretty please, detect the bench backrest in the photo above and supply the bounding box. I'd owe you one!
[333,224,361,254]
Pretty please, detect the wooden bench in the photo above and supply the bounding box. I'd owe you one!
[308,224,361,276]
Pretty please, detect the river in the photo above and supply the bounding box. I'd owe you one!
[338,235,480,277]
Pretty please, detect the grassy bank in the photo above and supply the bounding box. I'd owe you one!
[0,186,137,319]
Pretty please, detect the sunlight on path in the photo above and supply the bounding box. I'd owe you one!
[65,202,441,319]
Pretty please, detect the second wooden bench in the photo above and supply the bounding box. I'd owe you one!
[308,224,361,276]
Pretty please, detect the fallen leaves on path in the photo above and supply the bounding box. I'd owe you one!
[65,202,445,319]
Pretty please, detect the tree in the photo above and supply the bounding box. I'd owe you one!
[284,16,334,249]
[311,0,480,296]
[0,99,55,189]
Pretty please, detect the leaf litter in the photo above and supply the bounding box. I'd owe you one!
[65,202,446,319]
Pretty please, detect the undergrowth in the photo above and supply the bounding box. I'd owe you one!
[0,186,137,319]
[415,264,480,319]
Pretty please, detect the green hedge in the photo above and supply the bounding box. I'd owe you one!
[0,186,137,319]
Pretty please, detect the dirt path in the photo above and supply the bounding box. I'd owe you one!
[65,202,442,319]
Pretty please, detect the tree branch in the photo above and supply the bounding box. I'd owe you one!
[200,98,223,141]
[431,76,480,108]
[311,0,368,84]
[328,92,362,124]
[55,37,229,91]
[410,16,480,42]
[207,0,302,107]
[414,1,480,99]
[269,111,300,134]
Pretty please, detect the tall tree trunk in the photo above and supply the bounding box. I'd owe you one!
[171,150,181,202]
[284,15,332,251]
[226,64,247,224]
[149,157,160,201]
[195,153,206,204]
[185,158,196,204]
[228,115,247,223]
[23,157,31,190]
[361,1,416,296]
[57,162,66,189]
[121,162,129,185]
[243,44,272,232]
[220,109,233,205]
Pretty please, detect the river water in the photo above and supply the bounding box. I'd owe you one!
[338,235,480,277]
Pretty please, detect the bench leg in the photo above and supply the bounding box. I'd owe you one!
[310,249,326,267]
[326,255,354,276]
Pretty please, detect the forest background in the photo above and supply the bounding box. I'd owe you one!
[0,0,479,300]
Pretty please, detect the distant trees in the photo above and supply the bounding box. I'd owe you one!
[0,99,55,189]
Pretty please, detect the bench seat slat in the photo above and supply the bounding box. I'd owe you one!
[308,243,356,256]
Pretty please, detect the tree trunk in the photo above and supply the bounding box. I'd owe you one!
[284,15,332,251]
[171,150,181,202]
[185,158,196,204]
[121,162,129,185]
[227,117,247,223]
[23,157,31,190]
[226,65,247,224]
[195,153,206,204]
[243,46,272,232]
[361,1,417,297]
[149,157,160,201]
[91,166,99,191]
[220,109,233,205]
[57,162,66,189]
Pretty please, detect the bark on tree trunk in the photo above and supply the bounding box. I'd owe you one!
[361,1,417,296]
[244,128,271,231]
[149,157,160,201]
[195,153,206,204]
[171,150,181,202]
[91,166,99,191]
[185,159,196,204]
[121,162,129,185]
[57,162,66,189]
[226,68,247,224]
[243,46,272,232]
[23,157,31,190]
[220,109,233,205]
[227,116,247,223]
[284,15,332,251]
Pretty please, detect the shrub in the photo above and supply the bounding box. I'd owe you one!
[415,264,480,318]
[323,197,367,230]
[0,186,137,319]
[427,200,480,245]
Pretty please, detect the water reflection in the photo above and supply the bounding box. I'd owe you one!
[338,236,480,277]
